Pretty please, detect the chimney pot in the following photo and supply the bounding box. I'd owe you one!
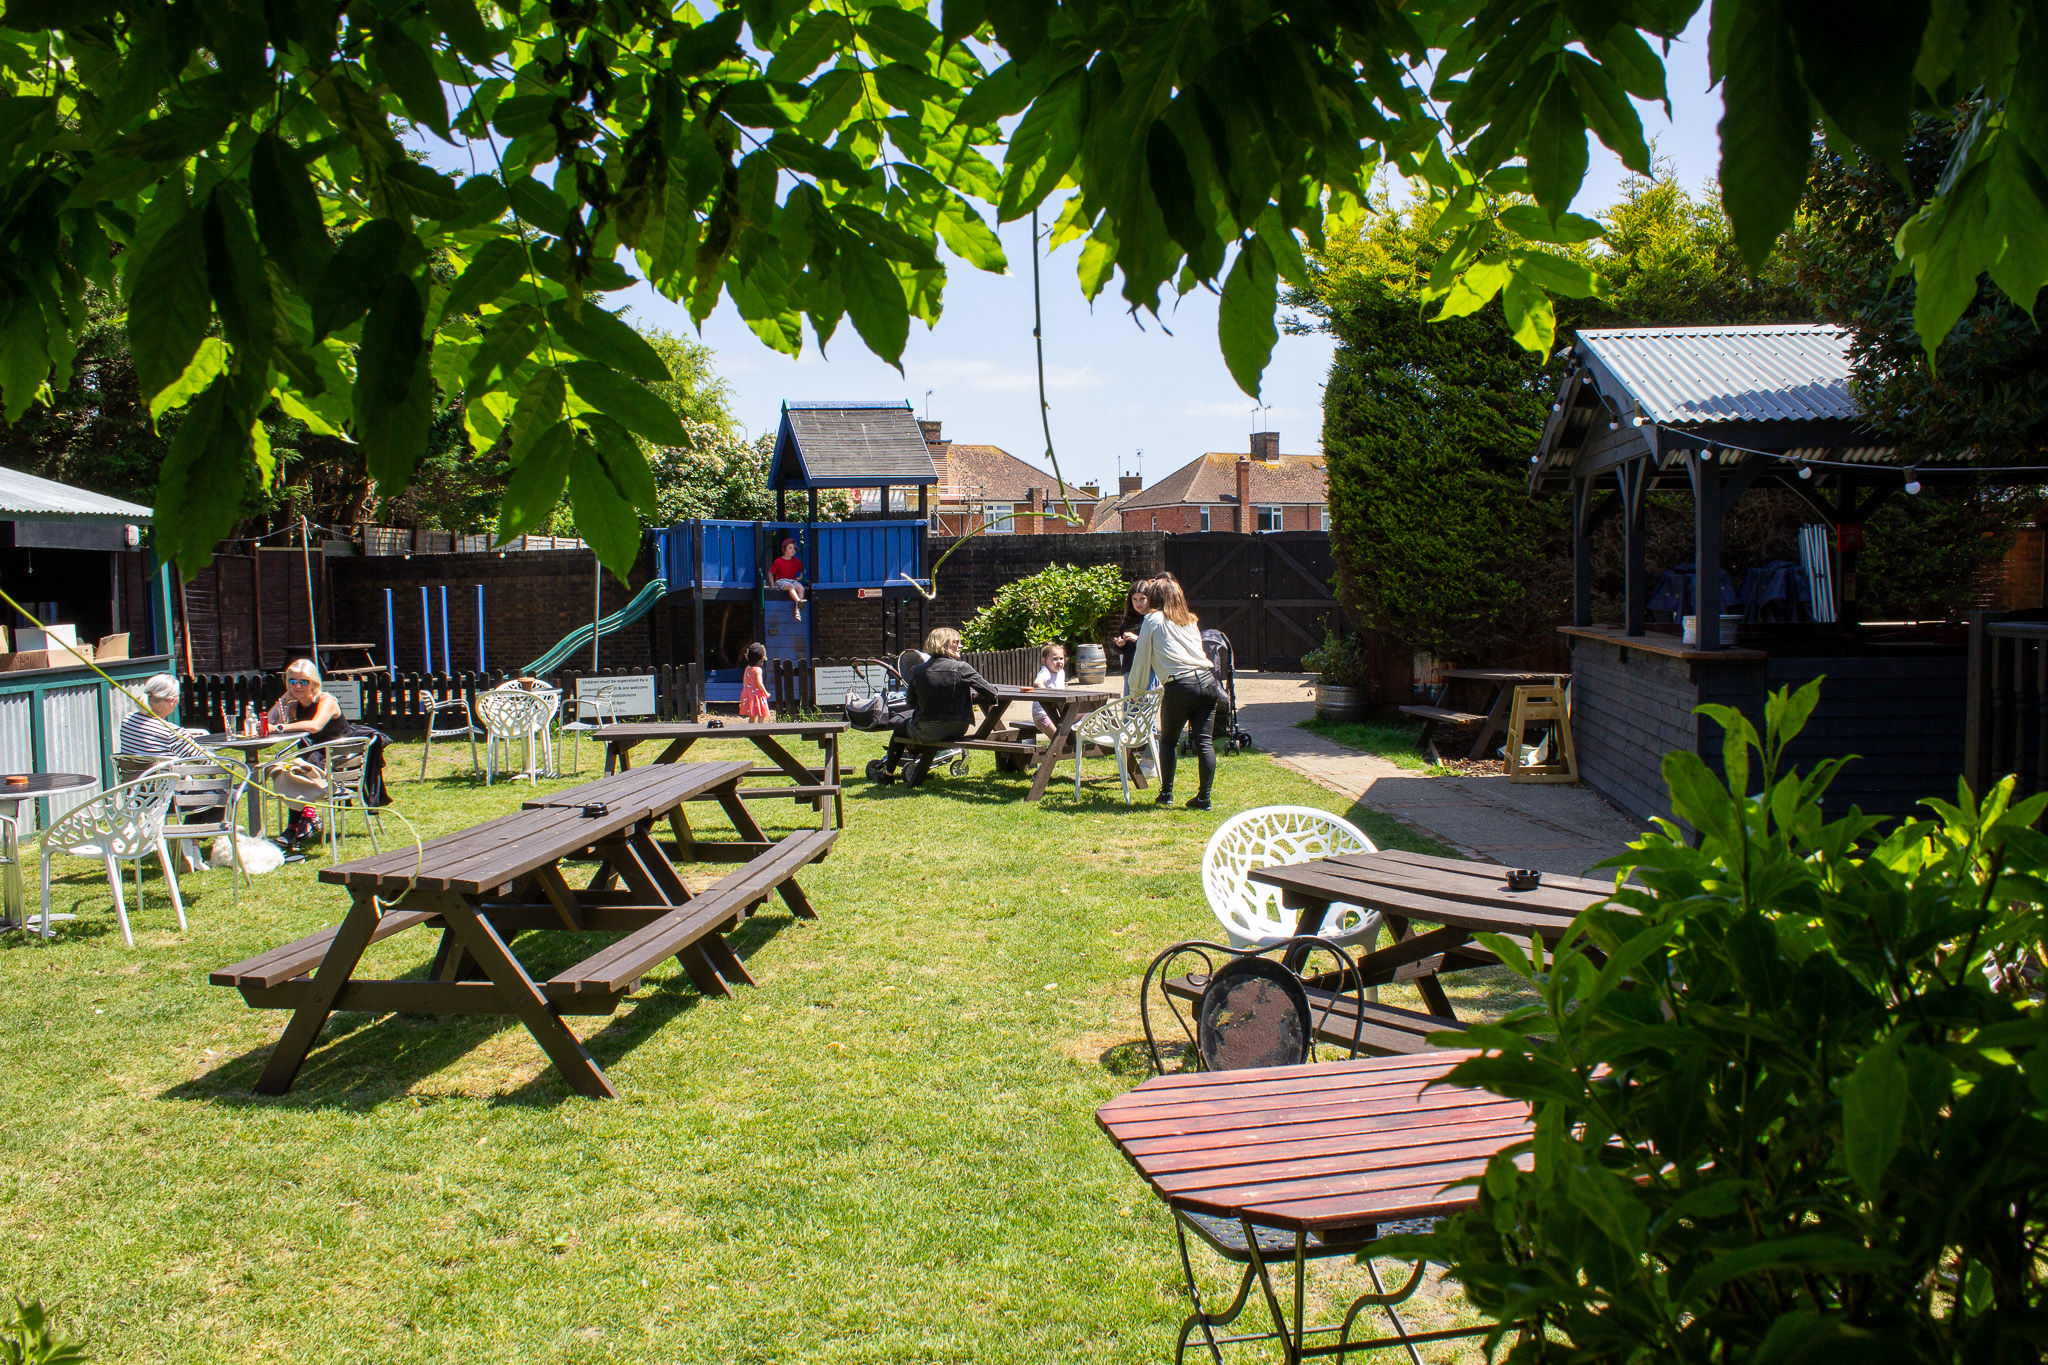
[1251,431,1280,460]
[918,419,943,443]
[1081,482,1099,497]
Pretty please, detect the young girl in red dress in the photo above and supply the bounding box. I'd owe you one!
[739,642,772,720]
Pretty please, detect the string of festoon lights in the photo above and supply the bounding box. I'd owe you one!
[1534,409,2048,498]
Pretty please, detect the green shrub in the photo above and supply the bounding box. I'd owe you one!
[1300,625,1368,687]
[958,564,1129,652]
[1,1300,85,1364]
[1414,678,2048,1359]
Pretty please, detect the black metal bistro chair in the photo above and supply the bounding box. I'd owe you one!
[1136,938,1437,1365]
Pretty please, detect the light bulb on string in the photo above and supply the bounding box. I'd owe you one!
[1904,468,1922,495]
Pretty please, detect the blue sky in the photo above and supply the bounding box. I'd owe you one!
[452,14,1728,495]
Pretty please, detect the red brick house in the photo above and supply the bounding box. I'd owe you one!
[919,420,1100,534]
[1112,433,1328,533]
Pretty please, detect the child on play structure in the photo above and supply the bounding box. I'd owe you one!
[769,536,806,621]
[739,642,772,721]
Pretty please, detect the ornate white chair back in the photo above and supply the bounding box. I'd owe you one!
[1201,805,1380,949]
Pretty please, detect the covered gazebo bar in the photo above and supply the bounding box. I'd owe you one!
[0,464,176,819]
[1528,324,2027,823]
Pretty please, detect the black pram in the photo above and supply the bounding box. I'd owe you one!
[847,653,970,784]
[1179,628,1254,755]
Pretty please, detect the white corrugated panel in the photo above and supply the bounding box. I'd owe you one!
[41,685,104,823]
[0,691,30,832]
[1578,325,1858,426]
[0,464,152,520]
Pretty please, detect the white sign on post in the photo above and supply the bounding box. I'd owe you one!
[325,679,362,720]
[578,674,657,718]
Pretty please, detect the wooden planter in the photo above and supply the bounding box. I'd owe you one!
[1315,681,1363,720]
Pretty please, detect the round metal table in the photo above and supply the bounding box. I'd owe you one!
[0,772,97,931]
[193,733,301,836]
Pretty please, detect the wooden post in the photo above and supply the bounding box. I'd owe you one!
[1571,476,1593,629]
[918,483,928,519]
[1622,461,1648,637]
[1692,453,1722,650]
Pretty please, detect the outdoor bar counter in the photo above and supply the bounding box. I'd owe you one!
[1560,624,1966,825]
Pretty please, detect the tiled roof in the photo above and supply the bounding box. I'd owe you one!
[939,443,1095,505]
[1115,452,1328,510]
[772,401,938,489]
[0,465,152,522]
[1088,491,1131,530]
[1576,324,1856,424]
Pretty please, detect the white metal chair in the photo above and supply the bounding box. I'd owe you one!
[557,685,616,777]
[35,772,182,947]
[1202,806,1383,953]
[476,688,555,785]
[1072,688,1163,804]
[283,736,381,864]
[0,813,21,932]
[150,755,255,891]
[419,696,482,779]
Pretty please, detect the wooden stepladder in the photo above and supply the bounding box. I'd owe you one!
[1505,684,1578,784]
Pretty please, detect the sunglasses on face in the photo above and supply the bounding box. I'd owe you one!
[286,678,315,688]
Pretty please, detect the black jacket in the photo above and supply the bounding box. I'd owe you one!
[908,655,998,725]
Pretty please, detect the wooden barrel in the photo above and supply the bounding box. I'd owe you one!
[1074,643,1107,684]
[1315,683,1363,720]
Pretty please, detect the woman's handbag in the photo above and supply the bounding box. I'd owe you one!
[265,757,332,804]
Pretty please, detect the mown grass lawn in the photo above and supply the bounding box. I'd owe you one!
[1,730,1513,1363]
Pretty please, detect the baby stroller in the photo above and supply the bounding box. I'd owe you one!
[849,653,970,784]
[1179,628,1255,756]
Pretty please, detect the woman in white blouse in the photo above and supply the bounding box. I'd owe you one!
[1124,577,1222,810]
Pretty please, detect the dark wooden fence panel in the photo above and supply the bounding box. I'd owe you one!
[182,663,707,733]
[1162,532,1337,671]
[1966,610,2048,799]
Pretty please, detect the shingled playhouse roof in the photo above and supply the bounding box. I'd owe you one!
[770,401,939,491]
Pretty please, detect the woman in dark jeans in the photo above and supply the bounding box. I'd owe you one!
[1124,577,1223,809]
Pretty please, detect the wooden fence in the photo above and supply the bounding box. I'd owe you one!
[180,646,1041,731]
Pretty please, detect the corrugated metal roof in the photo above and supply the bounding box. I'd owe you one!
[1577,324,1856,425]
[773,402,939,489]
[0,465,152,522]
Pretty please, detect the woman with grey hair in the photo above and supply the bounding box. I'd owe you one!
[117,674,205,761]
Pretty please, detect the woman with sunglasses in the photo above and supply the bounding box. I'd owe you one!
[266,659,351,850]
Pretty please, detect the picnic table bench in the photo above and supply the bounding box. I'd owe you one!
[1399,668,1568,761]
[600,719,845,828]
[212,761,835,1099]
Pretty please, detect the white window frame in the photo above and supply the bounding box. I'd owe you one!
[1199,507,1210,532]
[1257,503,1283,532]
[1319,505,1332,531]
[983,503,1016,533]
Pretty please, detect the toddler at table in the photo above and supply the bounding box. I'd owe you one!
[1031,641,1066,738]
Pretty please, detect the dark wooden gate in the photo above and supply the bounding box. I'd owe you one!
[1162,532,1337,671]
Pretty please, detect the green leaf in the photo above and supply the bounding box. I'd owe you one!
[1500,204,1605,244]
[153,375,252,576]
[370,21,450,140]
[1514,249,1601,298]
[1717,0,1814,266]
[1986,137,2048,315]
[150,335,226,422]
[249,130,330,288]
[996,68,1083,220]
[1786,0,1929,157]
[546,299,672,382]
[584,414,661,509]
[1678,1234,1891,1302]
[563,361,690,447]
[1217,236,1278,397]
[1502,269,1557,351]
[1840,1030,1909,1197]
[1525,72,1589,215]
[352,273,432,491]
[126,205,210,403]
[496,418,573,543]
[934,196,1006,271]
[440,238,528,322]
[1432,256,1513,318]
[568,432,647,577]
[312,219,404,340]
[200,184,274,372]
[0,294,47,423]
[380,161,469,220]
[835,235,910,367]
[765,12,852,83]
[424,0,497,64]
[1582,24,1670,104]
[1568,53,1651,175]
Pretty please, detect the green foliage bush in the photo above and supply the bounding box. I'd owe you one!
[1418,679,2048,1359]
[958,564,1129,652]
[1,1300,85,1364]
[1300,626,1368,687]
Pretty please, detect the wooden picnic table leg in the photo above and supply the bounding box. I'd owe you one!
[714,783,771,845]
[255,890,385,1095]
[1370,913,1460,1019]
[436,895,618,1100]
[622,828,692,905]
[604,741,629,775]
[1028,701,1088,802]
[655,737,696,765]
[776,875,819,921]
[823,732,842,829]
[667,805,697,862]
[1467,685,1513,761]
[1279,891,1333,973]
[752,733,820,788]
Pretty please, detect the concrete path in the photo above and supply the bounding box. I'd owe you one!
[1228,673,1646,877]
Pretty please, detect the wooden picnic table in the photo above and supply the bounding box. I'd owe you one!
[1096,1050,1530,1361]
[212,761,837,1099]
[1251,849,1613,1026]
[288,642,384,677]
[969,683,1125,801]
[600,719,845,829]
[1400,668,1568,761]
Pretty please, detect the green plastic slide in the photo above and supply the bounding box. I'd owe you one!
[521,580,669,674]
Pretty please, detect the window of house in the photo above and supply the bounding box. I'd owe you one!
[1199,507,1210,532]
[1257,504,1283,532]
[1319,505,1331,531]
[984,503,1015,533]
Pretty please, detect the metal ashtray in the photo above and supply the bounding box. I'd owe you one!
[705,719,725,729]
[581,802,609,818]
[1506,869,1542,891]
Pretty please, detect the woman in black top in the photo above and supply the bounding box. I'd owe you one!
[267,659,351,746]
[887,628,997,786]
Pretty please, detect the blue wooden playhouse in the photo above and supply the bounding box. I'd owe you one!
[651,401,938,704]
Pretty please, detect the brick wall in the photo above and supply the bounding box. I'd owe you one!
[1117,502,1326,533]
[927,531,1166,634]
